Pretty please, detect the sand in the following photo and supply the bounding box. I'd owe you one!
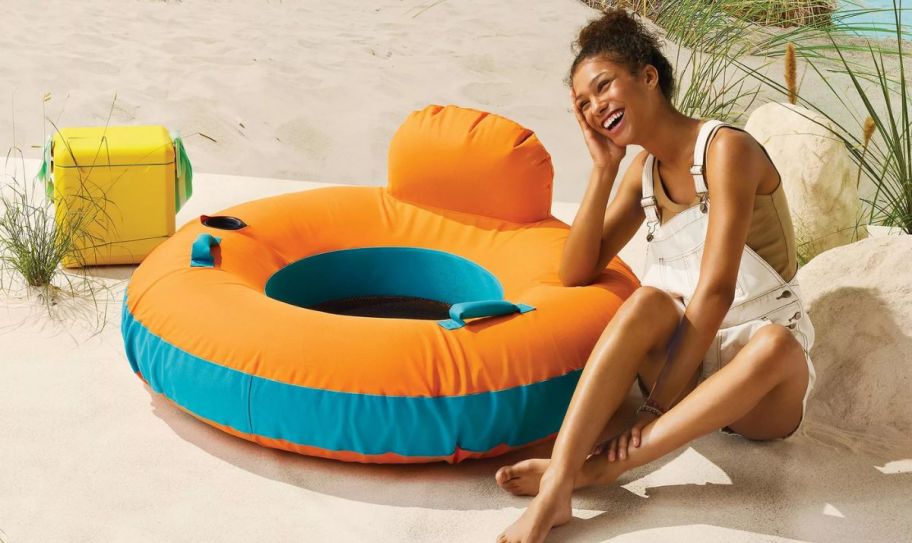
[798,235,912,455]
[0,0,614,204]
[1,163,910,543]
[1,0,911,541]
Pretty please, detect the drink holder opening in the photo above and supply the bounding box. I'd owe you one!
[201,215,247,230]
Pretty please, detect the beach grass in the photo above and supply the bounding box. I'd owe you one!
[717,0,835,28]
[0,97,119,330]
[728,2,912,234]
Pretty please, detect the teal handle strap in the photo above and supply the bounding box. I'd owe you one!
[438,299,535,330]
[172,132,193,212]
[36,135,53,200]
[190,233,221,268]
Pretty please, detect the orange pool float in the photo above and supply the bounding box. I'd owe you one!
[121,105,639,463]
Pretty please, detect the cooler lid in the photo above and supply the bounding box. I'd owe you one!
[53,125,174,168]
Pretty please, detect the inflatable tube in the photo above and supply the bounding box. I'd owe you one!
[122,105,639,463]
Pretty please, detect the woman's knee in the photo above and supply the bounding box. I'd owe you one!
[617,287,681,332]
[744,324,806,378]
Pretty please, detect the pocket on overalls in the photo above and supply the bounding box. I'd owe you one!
[716,319,768,372]
[640,260,662,290]
[661,244,703,305]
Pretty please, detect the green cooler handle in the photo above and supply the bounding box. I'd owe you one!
[36,135,53,200]
[172,132,193,212]
[437,300,535,330]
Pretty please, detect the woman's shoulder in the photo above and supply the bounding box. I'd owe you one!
[711,124,759,153]
[709,125,766,165]
[706,124,779,194]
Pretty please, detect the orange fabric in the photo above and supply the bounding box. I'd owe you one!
[387,105,553,223]
[126,105,638,399]
[127,186,638,397]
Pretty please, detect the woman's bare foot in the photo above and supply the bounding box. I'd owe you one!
[495,459,550,496]
[496,471,574,543]
[495,454,616,496]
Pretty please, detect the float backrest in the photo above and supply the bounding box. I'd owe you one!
[387,105,554,223]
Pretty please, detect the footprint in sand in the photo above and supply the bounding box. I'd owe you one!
[274,119,331,163]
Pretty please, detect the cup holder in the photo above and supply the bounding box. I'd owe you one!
[201,215,247,230]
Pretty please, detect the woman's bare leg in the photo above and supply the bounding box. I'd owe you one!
[585,323,809,486]
[496,287,687,497]
[491,286,682,543]
[540,286,684,472]
[495,323,810,543]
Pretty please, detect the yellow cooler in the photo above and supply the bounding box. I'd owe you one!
[41,125,192,267]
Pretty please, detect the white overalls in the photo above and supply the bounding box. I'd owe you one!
[639,120,816,432]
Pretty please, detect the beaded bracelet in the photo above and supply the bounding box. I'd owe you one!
[636,397,668,418]
[636,403,664,418]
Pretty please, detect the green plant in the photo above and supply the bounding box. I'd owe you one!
[0,154,114,337]
[733,1,912,233]
[629,0,912,234]
[717,0,835,29]
[582,0,658,17]
[652,0,765,122]
[1,137,114,291]
[0,97,118,332]
[0,156,74,288]
[0,147,112,293]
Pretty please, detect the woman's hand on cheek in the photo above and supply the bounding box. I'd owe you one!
[570,87,627,170]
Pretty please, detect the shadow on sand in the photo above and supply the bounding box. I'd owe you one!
[142,283,912,541]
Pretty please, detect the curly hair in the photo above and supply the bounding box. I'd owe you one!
[569,9,675,101]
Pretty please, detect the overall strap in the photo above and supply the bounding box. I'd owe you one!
[640,154,660,241]
[690,119,728,212]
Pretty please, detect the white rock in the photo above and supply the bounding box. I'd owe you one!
[745,103,867,262]
[797,235,912,453]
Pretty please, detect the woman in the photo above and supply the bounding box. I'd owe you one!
[495,9,816,543]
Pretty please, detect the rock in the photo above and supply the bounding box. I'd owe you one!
[797,235,912,453]
[744,102,867,263]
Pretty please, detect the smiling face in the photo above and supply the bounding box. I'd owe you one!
[571,56,661,146]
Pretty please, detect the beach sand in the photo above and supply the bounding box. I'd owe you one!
[0,0,618,203]
[1,1,910,541]
[2,164,910,543]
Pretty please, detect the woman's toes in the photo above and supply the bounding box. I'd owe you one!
[495,466,514,485]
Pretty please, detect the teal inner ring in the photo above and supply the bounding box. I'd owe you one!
[264,247,504,319]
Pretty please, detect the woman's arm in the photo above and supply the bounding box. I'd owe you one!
[559,152,647,287]
[646,130,766,409]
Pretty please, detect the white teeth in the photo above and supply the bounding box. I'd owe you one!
[603,110,624,130]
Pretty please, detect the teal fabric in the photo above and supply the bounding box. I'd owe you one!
[265,247,504,308]
[190,233,221,268]
[438,300,535,330]
[120,293,581,459]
